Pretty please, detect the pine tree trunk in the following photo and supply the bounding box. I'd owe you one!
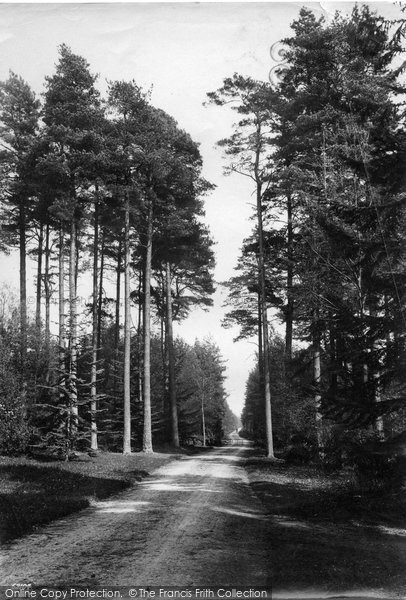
[114,238,122,353]
[123,192,131,454]
[113,237,122,405]
[201,395,206,448]
[75,224,80,295]
[143,196,153,454]
[137,270,143,404]
[97,232,105,352]
[59,226,66,402]
[315,138,327,457]
[255,168,275,459]
[36,222,44,330]
[166,262,179,447]
[69,218,78,443]
[313,321,323,454]
[90,197,99,451]
[285,193,294,360]
[258,292,263,373]
[329,325,337,392]
[257,292,264,439]
[384,294,392,346]
[19,202,28,419]
[160,305,167,414]
[374,374,384,438]
[19,203,27,366]
[370,302,384,439]
[44,222,51,347]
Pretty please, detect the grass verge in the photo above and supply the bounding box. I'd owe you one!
[0,450,176,544]
[244,453,406,596]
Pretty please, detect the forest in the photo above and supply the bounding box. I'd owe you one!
[0,4,405,493]
[1,4,406,592]
[212,6,406,487]
[0,45,239,459]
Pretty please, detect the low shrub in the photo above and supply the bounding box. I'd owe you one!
[348,443,404,493]
[322,427,404,493]
[0,397,30,455]
[284,433,317,465]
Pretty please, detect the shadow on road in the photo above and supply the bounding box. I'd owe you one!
[244,454,406,596]
[0,462,140,543]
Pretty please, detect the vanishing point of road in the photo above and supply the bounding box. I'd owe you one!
[0,446,271,586]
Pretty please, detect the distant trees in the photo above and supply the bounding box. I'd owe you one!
[207,75,277,458]
[176,338,229,445]
[0,45,236,456]
[241,335,317,448]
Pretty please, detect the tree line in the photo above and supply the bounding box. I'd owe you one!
[0,45,237,457]
[210,6,406,466]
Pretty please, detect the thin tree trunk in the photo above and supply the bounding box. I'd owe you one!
[313,127,328,455]
[36,222,44,330]
[166,262,179,447]
[114,238,122,353]
[370,302,384,439]
[59,226,66,400]
[90,196,99,451]
[44,222,51,346]
[97,232,105,353]
[286,193,294,360]
[258,292,263,375]
[160,301,167,414]
[59,226,68,458]
[201,394,206,448]
[19,203,27,366]
[123,192,131,454]
[375,374,384,438]
[19,202,27,419]
[384,294,391,346]
[255,136,274,459]
[313,323,323,454]
[75,223,80,294]
[113,237,122,406]
[143,196,153,454]
[137,269,143,404]
[257,291,264,440]
[69,218,78,444]
[329,324,337,392]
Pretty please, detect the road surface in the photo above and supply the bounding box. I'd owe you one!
[227,431,252,446]
[0,447,271,586]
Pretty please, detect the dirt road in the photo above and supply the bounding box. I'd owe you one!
[0,447,271,586]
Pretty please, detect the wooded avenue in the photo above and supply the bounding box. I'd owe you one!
[0,2,405,594]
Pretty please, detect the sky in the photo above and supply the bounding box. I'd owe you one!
[0,1,402,417]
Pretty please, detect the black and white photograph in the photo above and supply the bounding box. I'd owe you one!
[0,1,405,598]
